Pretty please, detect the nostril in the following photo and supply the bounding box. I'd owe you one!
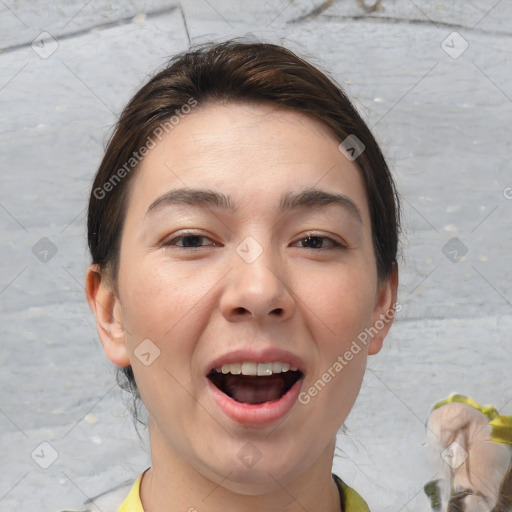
[232,307,284,317]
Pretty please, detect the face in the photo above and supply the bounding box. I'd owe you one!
[88,101,397,494]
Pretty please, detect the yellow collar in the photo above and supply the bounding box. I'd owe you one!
[118,471,145,512]
[118,471,370,512]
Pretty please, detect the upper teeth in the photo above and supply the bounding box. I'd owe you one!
[214,362,298,376]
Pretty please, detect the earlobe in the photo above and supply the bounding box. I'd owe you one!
[368,263,399,356]
[85,264,131,367]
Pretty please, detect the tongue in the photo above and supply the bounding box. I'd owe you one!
[223,375,287,405]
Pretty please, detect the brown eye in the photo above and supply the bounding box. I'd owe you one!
[295,235,345,250]
[163,233,217,248]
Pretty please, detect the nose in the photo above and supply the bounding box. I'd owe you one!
[219,237,296,324]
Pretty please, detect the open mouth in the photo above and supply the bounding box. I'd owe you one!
[207,362,303,405]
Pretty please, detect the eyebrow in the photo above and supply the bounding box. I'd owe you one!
[146,187,362,223]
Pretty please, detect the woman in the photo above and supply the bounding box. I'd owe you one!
[85,39,400,511]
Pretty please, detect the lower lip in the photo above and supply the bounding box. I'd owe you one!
[206,376,303,427]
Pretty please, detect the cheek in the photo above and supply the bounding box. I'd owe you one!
[118,259,201,343]
[300,337,367,431]
[120,262,207,412]
[297,268,374,418]
[301,268,376,341]
[118,257,227,375]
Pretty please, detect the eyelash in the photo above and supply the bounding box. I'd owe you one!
[163,233,218,248]
[295,235,346,250]
[162,232,347,250]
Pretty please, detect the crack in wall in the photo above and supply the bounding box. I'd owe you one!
[0,4,179,55]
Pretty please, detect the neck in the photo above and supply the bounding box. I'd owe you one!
[140,424,341,512]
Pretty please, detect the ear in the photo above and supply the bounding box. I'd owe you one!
[368,262,399,356]
[85,264,130,367]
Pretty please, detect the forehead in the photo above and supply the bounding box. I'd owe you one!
[127,101,369,222]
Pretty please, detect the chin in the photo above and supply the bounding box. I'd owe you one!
[212,466,298,496]
[194,444,309,495]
